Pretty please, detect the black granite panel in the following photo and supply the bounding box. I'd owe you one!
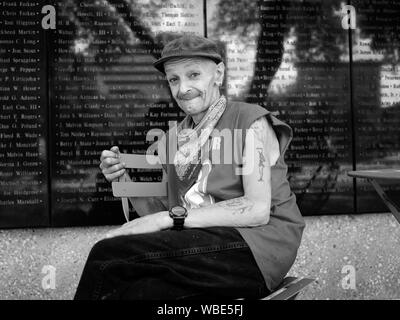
[0,1,49,227]
[207,0,354,215]
[352,0,400,213]
[49,0,204,226]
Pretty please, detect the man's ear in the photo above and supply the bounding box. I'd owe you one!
[215,62,225,85]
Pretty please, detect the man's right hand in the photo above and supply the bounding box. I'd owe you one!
[99,146,126,182]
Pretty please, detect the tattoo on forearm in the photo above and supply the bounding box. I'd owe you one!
[257,147,266,181]
[217,197,254,215]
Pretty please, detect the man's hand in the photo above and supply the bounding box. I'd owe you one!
[99,146,126,182]
[105,211,172,238]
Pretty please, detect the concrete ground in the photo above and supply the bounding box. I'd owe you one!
[0,213,399,300]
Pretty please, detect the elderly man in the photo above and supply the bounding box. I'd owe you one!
[74,35,304,300]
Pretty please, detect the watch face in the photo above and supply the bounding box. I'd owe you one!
[171,206,187,217]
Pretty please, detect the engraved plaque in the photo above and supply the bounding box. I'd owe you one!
[208,0,354,215]
[49,0,204,226]
[352,0,400,213]
[1,0,399,228]
[0,1,49,227]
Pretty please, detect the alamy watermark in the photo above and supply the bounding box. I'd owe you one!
[341,4,356,30]
[41,265,56,290]
[145,121,259,175]
[341,264,356,290]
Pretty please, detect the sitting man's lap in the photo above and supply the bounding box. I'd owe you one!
[74,227,269,300]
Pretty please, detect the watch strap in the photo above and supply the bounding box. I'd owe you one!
[171,217,185,230]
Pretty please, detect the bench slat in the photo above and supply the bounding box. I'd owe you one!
[262,278,315,300]
[119,153,163,169]
[112,181,167,197]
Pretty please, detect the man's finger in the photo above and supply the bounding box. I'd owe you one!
[103,157,122,167]
[100,159,122,172]
[100,150,119,162]
[110,146,120,153]
[105,228,131,239]
[104,169,126,182]
[102,163,125,174]
[105,229,121,239]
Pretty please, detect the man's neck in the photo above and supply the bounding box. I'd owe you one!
[191,111,206,125]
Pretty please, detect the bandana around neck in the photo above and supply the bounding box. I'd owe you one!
[173,95,226,183]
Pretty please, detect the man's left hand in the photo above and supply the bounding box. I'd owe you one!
[105,211,172,239]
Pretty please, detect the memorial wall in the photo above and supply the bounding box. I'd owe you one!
[0,1,49,227]
[352,0,400,212]
[0,0,399,227]
[49,0,204,226]
[207,0,354,215]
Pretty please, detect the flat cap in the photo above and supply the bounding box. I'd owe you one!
[153,34,223,74]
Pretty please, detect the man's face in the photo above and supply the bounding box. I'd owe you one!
[164,57,224,123]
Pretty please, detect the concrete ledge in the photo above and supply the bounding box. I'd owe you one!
[0,213,399,300]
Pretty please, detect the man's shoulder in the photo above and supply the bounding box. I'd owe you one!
[227,100,270,125]
[228,100,268,113]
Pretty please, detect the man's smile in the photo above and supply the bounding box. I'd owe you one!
[177,91,202,101]
[179,96,200,102]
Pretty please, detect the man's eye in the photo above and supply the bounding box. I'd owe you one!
[168,78,177,84]
[190,72,200,78]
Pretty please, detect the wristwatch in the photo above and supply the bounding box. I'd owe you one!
[169,206,188,231]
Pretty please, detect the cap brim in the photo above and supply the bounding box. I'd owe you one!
[153,53,223,74]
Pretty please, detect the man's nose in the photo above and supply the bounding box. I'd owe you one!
[178,80,191,95]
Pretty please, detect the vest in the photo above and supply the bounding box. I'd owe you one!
[167,100,305,290]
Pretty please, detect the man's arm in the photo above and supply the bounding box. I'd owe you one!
[181,115,278,228]
[105,116,280,238]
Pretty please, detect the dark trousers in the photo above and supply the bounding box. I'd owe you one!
[74,227,270,300]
